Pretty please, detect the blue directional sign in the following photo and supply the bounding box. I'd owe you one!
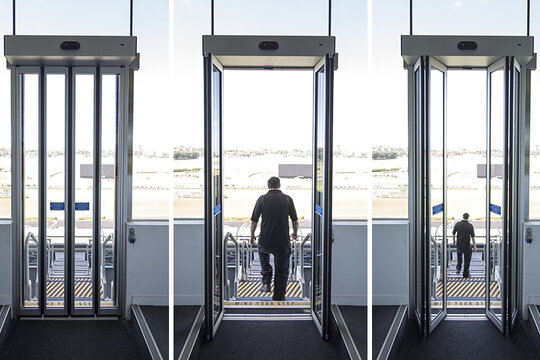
[50,202,65,211]
[490,203,501,215]
[432,203,444,215]
[315,204,323,217]
[75,202,90,211]
[50,202,90,211]
[213,204,221,216]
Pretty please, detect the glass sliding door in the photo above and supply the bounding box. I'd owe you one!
[508,58,520,334]
[412,56,447,334]
[15,66,122,317]
[486,56,519,334]
[486,58,506,333]
[100,72,120,309]
[20,70,40,312]
[73,71,95,312]
[412,56,426,334]
[204,55,224,340]
[311,54,335,340]
[45,69,67,311]
[427,57,447,333]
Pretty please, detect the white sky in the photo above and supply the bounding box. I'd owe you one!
[0,0,539,153]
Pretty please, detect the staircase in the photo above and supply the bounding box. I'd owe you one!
[49,251,91,278]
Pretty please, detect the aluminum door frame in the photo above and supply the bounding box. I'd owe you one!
[426,56,448,334]
[203,54,225,340]
[311,54,335,340]
[10,64,132,318]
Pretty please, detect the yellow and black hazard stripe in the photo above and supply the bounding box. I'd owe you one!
[237,277,302,299]
[436,277,501,300]
[46,278,104,300]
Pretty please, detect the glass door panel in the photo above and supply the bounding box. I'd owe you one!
[312,60,325,327]
[45,72,66,309]
[14,63,125,318]
[312,54,334,340]
[508,58,520,333]
[22,72,40,310]
[412,57,426,333]
[427,58,447,332]
[100,73,119,308]
[74,73,95,309]
[486,58,505,332]
[205,55,224,340]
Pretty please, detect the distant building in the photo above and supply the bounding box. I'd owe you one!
[477,164,503,178]
[80,164,115,179]
[279,164,312,178]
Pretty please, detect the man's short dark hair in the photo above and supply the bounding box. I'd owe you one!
[463,213,470,220]
[268,177,280,189]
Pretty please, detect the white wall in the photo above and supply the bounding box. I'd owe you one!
[0,221,11,305]
[332,221,367,305]
[372,220,409,305]
[174,220,204,305]
[125,221,169,314]
[174,219,367,306]
[522,221,540,318]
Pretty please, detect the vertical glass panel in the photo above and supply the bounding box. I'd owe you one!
[488,68,504,320]
[22,73,39,308]
[211,65,223,324]
[16,0,129,35]
[100,74,118,308]
[74,74,94,309]
[510,66,520,321]
[46,73,65,308]
[313,65,326,322]
[371,0,409,219]
[530,2,540,218]
[0,7,11,218]
[429,68,444,320]
[413,1,527,36]
[213,0,327,35]
[414,66,423,324]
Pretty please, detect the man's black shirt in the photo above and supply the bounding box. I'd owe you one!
[251,190,298,252]
[452,220,475,251]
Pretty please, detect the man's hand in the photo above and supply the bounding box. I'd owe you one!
[250,221,258,245]
[473,245,477,252]
[291,233,297,240]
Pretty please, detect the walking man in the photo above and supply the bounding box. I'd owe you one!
[250,176,299,301]
[452,212,477,278]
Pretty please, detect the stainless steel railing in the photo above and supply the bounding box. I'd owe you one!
[100,231,114,300]
[24,232,38,301]
[224,232,241,300]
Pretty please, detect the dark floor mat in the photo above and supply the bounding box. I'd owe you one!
[0,320,142,360]
[198,320,341,360]
[141,306,168,359]
[339,305,367,359]
[373,305,399,357]
[397,319,539,360]
[174,305,201,359]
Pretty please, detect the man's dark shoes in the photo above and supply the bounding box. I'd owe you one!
[260,283,271,292]
[456,268,461,274]
[463,273,470,278]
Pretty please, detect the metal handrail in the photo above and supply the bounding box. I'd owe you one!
[24,232,38,301]
[100,232,114,299]
[298,233,311,299]
[224,232,241,300]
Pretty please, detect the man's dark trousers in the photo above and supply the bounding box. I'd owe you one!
[456,246,472,277]
[259,246,291,300]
